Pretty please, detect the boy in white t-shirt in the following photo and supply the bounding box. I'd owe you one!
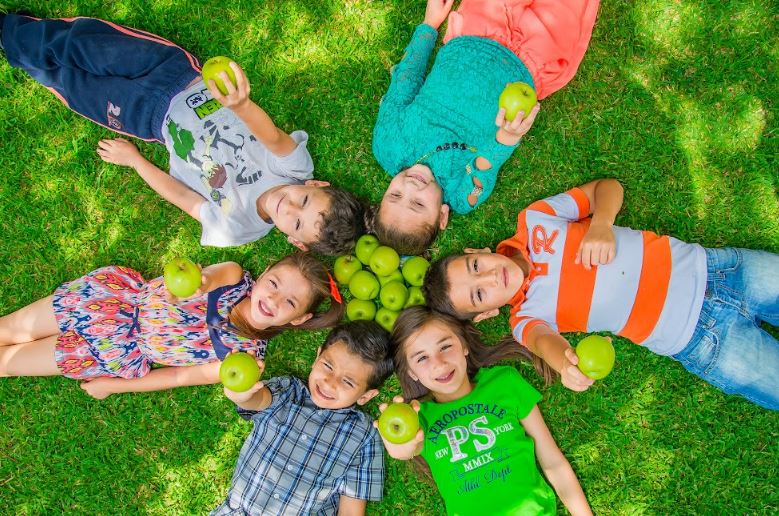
[2,14,365,255]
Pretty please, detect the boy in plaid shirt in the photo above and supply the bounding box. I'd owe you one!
[213,321,394,515]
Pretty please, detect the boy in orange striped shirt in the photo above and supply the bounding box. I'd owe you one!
[424,179,779,410]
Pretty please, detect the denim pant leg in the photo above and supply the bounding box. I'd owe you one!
[1,14,200,141]
[673,248,779,410]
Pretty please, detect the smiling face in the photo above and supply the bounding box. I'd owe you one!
[404,320,472,402]
[445,253,525,318]
[261,183,332,248]
[308,340,378,409]
[379,164,448,234]
[243,263,315,330]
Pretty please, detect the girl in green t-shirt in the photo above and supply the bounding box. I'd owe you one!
[377,307,591,516]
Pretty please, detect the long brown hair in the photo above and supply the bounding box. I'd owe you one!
[391,307,556,400]
[228,253,344,340]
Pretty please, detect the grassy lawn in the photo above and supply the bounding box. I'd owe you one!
[1,0,777,514]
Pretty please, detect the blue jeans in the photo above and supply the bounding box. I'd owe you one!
[673,248,779,410]
[1,14,200,142]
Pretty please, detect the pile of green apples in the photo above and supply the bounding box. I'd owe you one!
[334,235,429,332]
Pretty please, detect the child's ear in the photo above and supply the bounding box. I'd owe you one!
[438,204,450,230]
[287,235,309,251]
[290,313,314,326]
[473,309,500,322]
[305,179,330,188]
[356,388,379,406]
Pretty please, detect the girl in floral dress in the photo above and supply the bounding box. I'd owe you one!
[0,253,342,399]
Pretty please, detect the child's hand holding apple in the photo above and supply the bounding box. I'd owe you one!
[495,101,541,146]
[222,351,266,405]
[204,58,251,112]
[373,396,424,460]
[561,348,595,392]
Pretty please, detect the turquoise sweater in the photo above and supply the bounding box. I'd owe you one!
[372,24,535,214]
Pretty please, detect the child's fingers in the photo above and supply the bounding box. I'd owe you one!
[410,399,421,412]
[206,79,225,100]
[564,347,579,366]
[392,394,405,404]
[218,71,237,96]
[378,402,388,412]
[230,61,249,92]
[494,107,507,126]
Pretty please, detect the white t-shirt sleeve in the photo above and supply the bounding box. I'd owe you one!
[265,130,315,180]
[198,203,268,247]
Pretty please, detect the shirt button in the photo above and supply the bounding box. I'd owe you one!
[287,465,293,471]
[301,435,307,441]
[274,494,280,500]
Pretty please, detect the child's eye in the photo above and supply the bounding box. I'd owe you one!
[295,219,301,231]
[473,259,479,272]
[270,279,278,289]
[477,289,483,303]
[391,192,401,199]
[416,355,427,363]
[413,200,424,208]
[324,362,333,371]
[441,344,451,351]
[287,299,296,309]
[303,195,309,207]
[343,379,354,388]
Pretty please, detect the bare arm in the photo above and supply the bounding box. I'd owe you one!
[80,361,221,399]
[525,325,593,392]
[207,62,297,157]
[575,179,624,269]
[521,406,592,516]
[96,138,205,220]
[337,496,367,516]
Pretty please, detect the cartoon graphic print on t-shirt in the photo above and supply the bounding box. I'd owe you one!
[165,87,267,215]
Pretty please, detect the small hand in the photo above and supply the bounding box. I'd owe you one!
[373,395,424,460]
[495,103,541,146]
[80,378,117,400]
[423,0,456,30]
[222,349,266,404]
[561,348,595,392]
[96,138,143,168]
[163,265,205,303]
[207,61,251,111]
[576,223,616,270]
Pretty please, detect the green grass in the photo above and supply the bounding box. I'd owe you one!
[0,0,777,514]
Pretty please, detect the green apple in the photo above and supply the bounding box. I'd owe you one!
[334,255,362,285]
[380,281,408,311]
[499,82,537,122]
[346,299,377,321]
[375,307,400,333]
[370,246,400,277]
[378,269,404,287]
[404,286,426,308]
[163,257,201,298]
[202,56,237,95]
[401,256,430,287]
[378,402,420,444]
[349,270,380,300]
[575,335,615,380]
[355,234,380,265]
[219,352,261,392]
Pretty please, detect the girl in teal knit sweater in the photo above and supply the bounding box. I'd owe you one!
[370,0,599,255]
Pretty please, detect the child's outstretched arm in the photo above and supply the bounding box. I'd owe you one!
[97,138,205,220]
[223,358,272,412]
[575,179,624,270]
[207,62,298,158]
[522,406,592,516]
[373,396,425,460]
[525,325,594,392]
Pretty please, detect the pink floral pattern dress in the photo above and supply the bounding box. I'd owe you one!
[52,266,266,379]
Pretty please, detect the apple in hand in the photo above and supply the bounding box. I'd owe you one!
[355,234,380,265]
[163,257,201,298]
[378,402,420,444]
[202,56,237,95]
[378,269,404,287]
[575,335,615,380]
[404,286,426,308]
[346,299,377,321]
[334,255,362,285]
[401,256,430,287]
[380,281,409,311]
[219,352,261,392]
[349,270,381,300]
[375,307,400,333]
[499,82,537,121]
[370,246,401,277]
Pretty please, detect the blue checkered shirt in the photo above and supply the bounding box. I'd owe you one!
[211,376,385,515]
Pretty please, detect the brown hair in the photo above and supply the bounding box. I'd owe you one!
[309,187,367,256]
[365,204,440,256]
[228,253,344,340]
[422,254,470,319]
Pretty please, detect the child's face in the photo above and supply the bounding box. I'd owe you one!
[308,341,378,409]
[445,252,525,319]
[403,320,471,402]
[247,263,314,329]
[263,181,332,250]
[380,164,449,232]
